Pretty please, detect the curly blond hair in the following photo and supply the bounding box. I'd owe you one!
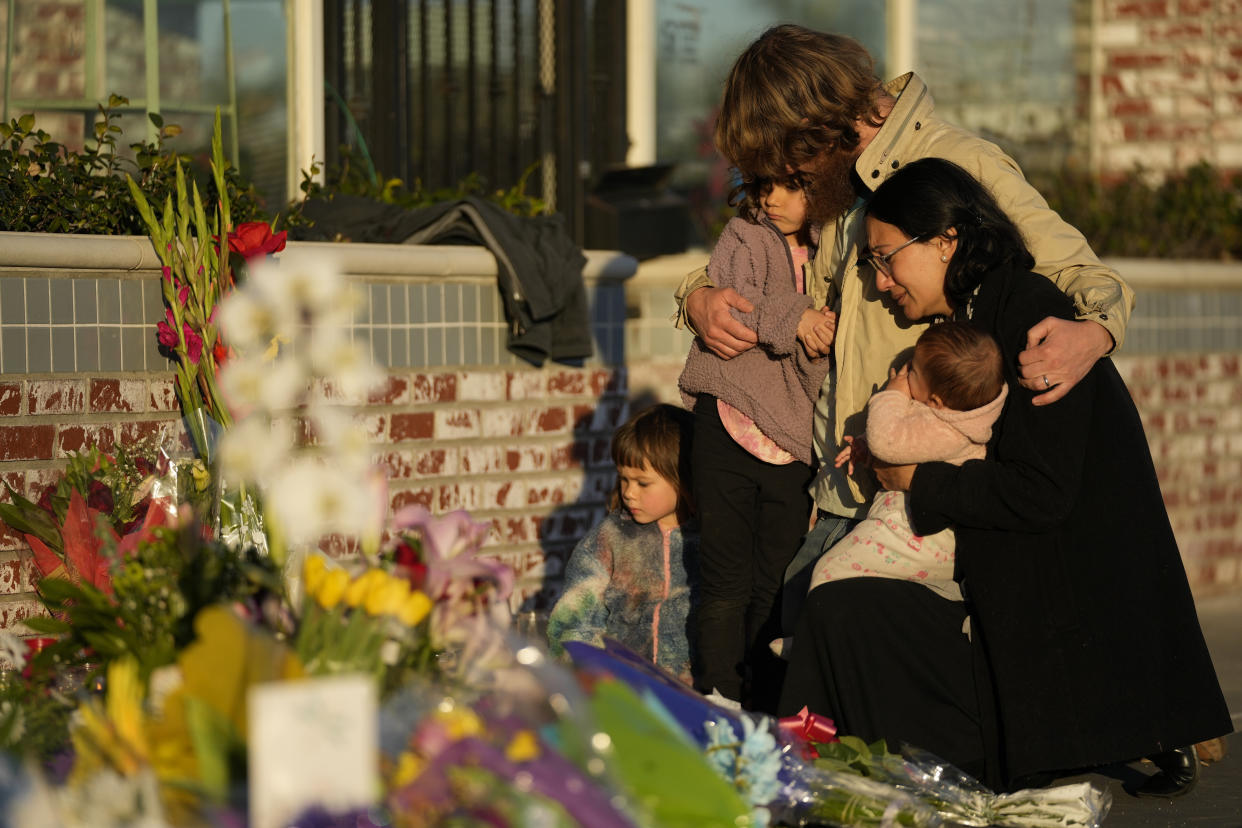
[714,25,884,179]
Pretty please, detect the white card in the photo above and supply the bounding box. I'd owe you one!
[248,675,378,828]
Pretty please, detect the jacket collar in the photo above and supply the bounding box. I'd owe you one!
[855,73,937,193]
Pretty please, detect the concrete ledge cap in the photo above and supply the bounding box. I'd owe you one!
[0,231,637,283]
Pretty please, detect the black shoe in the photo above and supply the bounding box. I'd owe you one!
[1134,746,1199,798]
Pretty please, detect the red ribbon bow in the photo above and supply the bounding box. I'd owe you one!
[778,705,838,753]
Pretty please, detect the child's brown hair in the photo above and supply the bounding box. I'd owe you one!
[728,173,810,226]
[609,403,694,522]
[915,322,1004,411]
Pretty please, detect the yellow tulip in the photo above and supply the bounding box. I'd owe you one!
[396,590,433,626]
[505,730,540,763]
[316,568,350,610]
[392,751,425,788]
[303,555,328,598]
[434,707,483,741]
[344,568,388,608]
[364,575,410,617]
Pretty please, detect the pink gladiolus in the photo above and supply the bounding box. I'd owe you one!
[183,323,203,364]
[157,309,179,349]
[161,265,172,283]
[178,284,190,306]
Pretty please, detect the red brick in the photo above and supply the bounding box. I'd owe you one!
[0,597,48,634]
[57,424,117,456]
[507,372,547,400]
[0,384,21,416]
[435,409,480,439]
[390,412,434,441]
[118,418,190,452]
[535,407,569,433]
[415,449,449,477]
[89,378,148,413]
[437,482,481,511]
[390,487,435,511]
[377,451,414,479]
[148,377,180,412]
[1177,0,1211,14]
[1111,1,1172,20]
[1111,99,1152,117]
[547,370,587,397]
[368,375,410,406]
[27,380,85,415]
[410,373,457,403]
[0,425,55,461]
[454,372,507,402]
[1109,51,1172,70]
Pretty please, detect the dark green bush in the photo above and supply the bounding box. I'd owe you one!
[0,94,264,234]
[281,144,548,230]
[1032,162,1242,261]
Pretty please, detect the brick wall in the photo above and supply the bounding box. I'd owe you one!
[0,365,633,632]
[1083,0,1242,175]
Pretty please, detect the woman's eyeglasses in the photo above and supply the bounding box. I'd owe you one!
[860,236,922,276]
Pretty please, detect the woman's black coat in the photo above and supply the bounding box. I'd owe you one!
[908,267,1231,784]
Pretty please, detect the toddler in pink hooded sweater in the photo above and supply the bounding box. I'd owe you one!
[810,322,1007,602]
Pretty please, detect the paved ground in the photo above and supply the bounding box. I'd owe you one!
[1055,588,1242,827]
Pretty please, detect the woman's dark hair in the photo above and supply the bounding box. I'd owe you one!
[609,403,695,522]
[866,159,1035,309]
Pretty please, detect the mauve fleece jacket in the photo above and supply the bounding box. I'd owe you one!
[678,216,831,465]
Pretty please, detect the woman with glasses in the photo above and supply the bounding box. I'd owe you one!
[779,158,1232,797]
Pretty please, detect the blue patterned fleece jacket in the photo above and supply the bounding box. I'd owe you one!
[547,509,698,683]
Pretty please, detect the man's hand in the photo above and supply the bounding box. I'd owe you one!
[797,308,837,358]
[1018,318,1112,406]
[686,286,757,359]
[873,460,916,491]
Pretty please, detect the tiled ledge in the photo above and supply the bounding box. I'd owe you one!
[0,232,637,373]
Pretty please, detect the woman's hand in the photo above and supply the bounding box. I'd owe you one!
[797,307,837,358]
[686,286,758,359]
[1018,317,1112,405]
[874,460,917,491]
[833,435,870,476]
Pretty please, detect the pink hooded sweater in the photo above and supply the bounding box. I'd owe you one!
[678,216,831,465]
[810,384,1008,600]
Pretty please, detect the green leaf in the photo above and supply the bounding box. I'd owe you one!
[148,112,164,129]
[0,482,61,551]
[17,113,34,133]
[184,694,242,801]
[580,680,750,827]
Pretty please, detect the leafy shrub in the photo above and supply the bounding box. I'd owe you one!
[1033,162,1242,261]
[282,144,548,229]
[0,94,264,234]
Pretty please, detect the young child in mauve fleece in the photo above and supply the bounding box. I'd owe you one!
[678,173,835,711]
[547,404,698,684]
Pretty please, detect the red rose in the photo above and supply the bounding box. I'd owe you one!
[228,221,287,260]
[86,480,114,514]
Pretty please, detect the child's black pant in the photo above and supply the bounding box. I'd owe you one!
[690,395,812,712]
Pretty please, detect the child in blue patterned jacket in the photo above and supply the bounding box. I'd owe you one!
[547,403,698,684]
